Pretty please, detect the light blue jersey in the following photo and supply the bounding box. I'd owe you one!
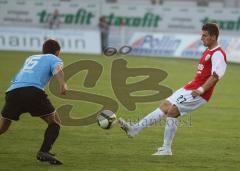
[7,54,63,92]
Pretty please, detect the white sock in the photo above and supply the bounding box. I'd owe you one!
[163,117,178,149]
[134,108,165,132]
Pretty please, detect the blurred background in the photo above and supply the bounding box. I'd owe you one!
[0,0,240,62]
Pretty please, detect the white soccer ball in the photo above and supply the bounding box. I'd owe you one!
[97,110,117,129]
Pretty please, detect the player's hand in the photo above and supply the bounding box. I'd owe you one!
[60,83,68,95]
[191,89,202,98]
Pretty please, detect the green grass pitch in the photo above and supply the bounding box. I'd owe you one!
[0,51,239,170]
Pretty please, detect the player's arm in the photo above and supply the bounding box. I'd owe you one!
[191,51,227,97]
[191,74,218,97]
[54,64,68,95]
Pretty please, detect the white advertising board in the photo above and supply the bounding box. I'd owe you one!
[0,27,101,54]
[1,1,240,34]
[0,0,100,28]
[101,4,240,34]
[129,32,240,63]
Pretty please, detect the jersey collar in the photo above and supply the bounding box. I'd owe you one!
[208,45,220,51]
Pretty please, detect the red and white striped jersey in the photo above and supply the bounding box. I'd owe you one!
[184,46,227,101]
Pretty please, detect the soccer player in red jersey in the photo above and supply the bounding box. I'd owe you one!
[119,23,227,155]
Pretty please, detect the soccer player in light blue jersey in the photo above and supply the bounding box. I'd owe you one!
[0,39,68,165]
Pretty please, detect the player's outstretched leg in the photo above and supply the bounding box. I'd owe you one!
[37,113,63,165]
[118,118,137,138]
[119,108,165,138]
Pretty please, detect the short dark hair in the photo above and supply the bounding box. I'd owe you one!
[42,39,61,55]
[202,23,219,40]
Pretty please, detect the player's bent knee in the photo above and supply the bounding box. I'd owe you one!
[50,122,60,130]
[166,105,180,118]
[160,101,172,113]
[166,113,179,118]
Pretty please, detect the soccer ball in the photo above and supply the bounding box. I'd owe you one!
[97,110,117,129]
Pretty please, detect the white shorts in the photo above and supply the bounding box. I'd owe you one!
[166,88,207,116]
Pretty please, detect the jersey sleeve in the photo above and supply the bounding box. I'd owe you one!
[211,51,227,79]
[50,56,63,75]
